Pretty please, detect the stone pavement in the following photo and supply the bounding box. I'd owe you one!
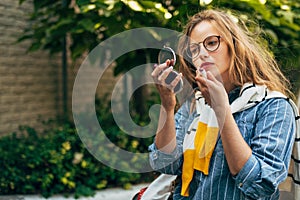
[0,183,149,200]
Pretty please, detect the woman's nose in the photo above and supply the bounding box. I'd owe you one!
[198,44,209,59]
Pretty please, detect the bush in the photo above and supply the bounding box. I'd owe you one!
[0,92,159,198]
[0,122,153,198]
[0,117,155,198]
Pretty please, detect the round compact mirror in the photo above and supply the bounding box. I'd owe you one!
[157,46,183,94]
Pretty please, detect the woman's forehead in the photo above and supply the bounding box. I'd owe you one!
[190,21,220,41]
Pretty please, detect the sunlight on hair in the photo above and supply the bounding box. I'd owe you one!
[227,11,239,24]
[240,14,248,20]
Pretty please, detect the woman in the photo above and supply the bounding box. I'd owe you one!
[149,9,299,200]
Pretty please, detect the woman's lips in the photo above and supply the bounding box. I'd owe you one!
[200,62,214,70]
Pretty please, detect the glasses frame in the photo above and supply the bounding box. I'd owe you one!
[187,35,221,59]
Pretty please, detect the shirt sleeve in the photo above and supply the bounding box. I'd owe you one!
[148,101,192,175]
[233,98,296,199]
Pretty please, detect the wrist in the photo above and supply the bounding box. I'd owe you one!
[215,104,231,128]
[160,97,177,112]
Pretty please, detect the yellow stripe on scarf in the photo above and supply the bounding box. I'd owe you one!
[181,150,195,197]
[181,121,219,196]
[194,122,219,174]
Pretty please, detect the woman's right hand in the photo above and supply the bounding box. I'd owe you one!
[151,59,182,111]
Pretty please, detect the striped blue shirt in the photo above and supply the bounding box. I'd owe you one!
[149,88,296,200]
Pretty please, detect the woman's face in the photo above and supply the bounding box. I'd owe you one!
[189,21,232,88]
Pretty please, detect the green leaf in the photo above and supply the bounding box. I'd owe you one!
[268,17,281,26]
[78,18,95,32]
[76,0,91,7]
[28,42,42,52]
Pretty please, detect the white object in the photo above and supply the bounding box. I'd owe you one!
[141,174,177,200]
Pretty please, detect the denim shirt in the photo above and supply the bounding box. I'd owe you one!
[148,88,296,200]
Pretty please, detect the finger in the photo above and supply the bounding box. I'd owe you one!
[199,68,207,79]
[151,60,172,77]
[195,72,210,98]
[169,73,183,91]
[206,71,216,81]
[158,66,173,82]
[169,59,175,66]
[151,63,167,77]
[195,73,207,87]
[206,71,222,84]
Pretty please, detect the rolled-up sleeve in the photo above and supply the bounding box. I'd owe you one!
[233,98,296,199]
[149,101,193,175]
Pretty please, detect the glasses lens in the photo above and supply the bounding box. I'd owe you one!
[187,43,199,59]
[204,36,220,51]
[158,46,176,65]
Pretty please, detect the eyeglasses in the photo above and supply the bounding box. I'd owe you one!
[187,35,221,59]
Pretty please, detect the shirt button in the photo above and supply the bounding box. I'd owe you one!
[152,152,158,160]
[239,183,243,188]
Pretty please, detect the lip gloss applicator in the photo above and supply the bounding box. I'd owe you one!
[199,68,207,79]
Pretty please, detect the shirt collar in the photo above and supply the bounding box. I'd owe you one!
[228,87,241,105]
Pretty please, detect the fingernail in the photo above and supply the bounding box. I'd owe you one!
[199,68,207,78]
[171,59,174,65]
[153,64,158,68]
[166,59,171,65]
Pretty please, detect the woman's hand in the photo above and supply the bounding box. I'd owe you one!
[195,70,230,125]
[151,59,180,153]
[151,59,182,111]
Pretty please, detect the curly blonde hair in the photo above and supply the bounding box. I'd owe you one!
[178,9,293,98]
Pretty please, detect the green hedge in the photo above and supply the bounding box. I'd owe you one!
[0,94,157,198]
[0,122,155,198]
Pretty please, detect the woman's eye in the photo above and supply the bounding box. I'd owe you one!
[189,46,198,54]
[191,48,197,54]
[206,40,217,47]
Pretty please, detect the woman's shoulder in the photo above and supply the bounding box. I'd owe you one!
[256,97,295,117]
[261,96,292,107]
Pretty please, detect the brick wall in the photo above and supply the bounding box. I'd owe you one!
[0,1,121,136]
[0,0,62,135]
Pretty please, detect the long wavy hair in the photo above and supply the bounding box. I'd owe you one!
[178,9,293,98]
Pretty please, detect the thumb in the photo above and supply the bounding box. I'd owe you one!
[207,71,222,84]
[207,71,216,82]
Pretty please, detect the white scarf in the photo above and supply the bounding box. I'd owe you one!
[181,83,300,198]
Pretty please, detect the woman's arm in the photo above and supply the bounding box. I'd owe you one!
[196,71,252,175]
[196,72,295,198]
[149,101,191,174]
[219,105,252,175]
[149,59,187,174]
[154,103,177,153]
[233,98,295,198]
[151,60,179,153]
